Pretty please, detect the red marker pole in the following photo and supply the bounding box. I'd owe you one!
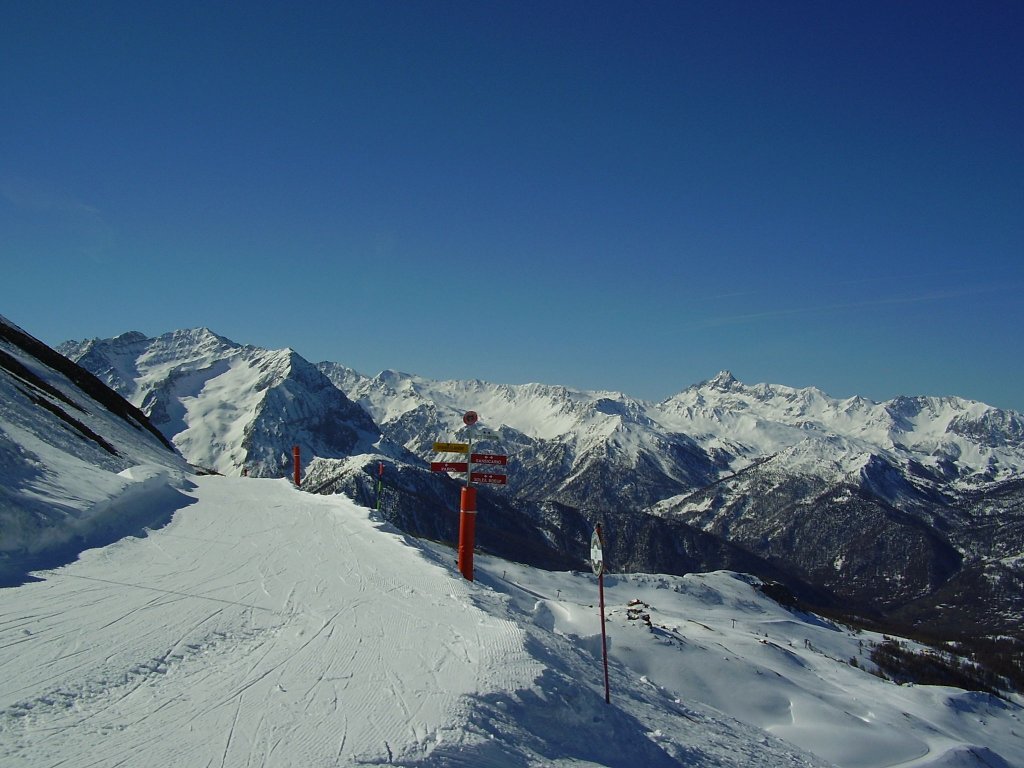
[375,462,384,511]
[293,445,301,486]
[458,486,477,581]
[457,411,479,581]
[593,523,611,704]
[599,564,610,704]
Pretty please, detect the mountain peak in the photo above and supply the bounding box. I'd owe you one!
[707,370,739,390]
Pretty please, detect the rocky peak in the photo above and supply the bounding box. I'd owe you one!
[707,370,739,391]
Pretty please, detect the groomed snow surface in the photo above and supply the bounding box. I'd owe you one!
[2,474,1021,767]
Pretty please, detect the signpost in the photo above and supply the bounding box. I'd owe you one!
[462,427,501,441]
[430,461,469,473]
[433,441,469,453]
[592,523,611,705]
[471,453,507,466]
[430,412,509,581]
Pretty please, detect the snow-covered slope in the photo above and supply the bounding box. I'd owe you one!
[1,316,190,583]
[60,329,385,477]
[1,475,1019,767]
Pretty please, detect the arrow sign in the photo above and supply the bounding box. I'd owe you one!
[433,442,469,453]
[457,427,501,441]
[431,461,469,473]
[470,472,507,485]
[471,453,507,466]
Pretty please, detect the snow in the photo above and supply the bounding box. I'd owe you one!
[344,369,644,445]
[1,323,189,569]
[654,375,1024,483]
[2,473,1021,767]
[331,364,1024,497]
[60,330,388,477]
[170,355,264,473]
[1,476,537,765]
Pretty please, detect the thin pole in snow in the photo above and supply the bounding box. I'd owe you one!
[375,462,384,510]
[592,523,610,705]
[599,567,610,704]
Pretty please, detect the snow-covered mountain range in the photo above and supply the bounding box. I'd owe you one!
[58,328,1024,640]
[2,316,1023,765]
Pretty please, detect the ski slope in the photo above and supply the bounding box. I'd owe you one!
[0,476,542,766]
[1,475,1021,767]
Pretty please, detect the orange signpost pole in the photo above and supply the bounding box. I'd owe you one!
[293,445,301,486]
[458,486,477,581]
[458,411,478,581]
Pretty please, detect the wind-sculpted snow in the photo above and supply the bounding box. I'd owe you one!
[0,464,195,585]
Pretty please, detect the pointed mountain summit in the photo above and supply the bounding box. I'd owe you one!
[706,369,740,390]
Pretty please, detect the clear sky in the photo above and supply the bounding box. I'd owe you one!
[2,2,1022,410]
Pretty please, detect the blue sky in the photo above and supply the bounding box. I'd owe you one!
[2,2,1022,410]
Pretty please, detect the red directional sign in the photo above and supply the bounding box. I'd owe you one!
[431,461,469,473]
[471,453,508,466]
[471,472,507,485]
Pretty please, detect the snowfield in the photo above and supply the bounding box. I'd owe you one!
[1,473,1021,767]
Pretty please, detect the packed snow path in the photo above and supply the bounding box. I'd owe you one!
[0,476,536,766]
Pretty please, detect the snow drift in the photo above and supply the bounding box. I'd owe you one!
[0,315,190,584]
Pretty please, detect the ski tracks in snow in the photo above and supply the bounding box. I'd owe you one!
[0,477,536,767]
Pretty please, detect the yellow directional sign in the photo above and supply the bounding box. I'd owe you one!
[433,441,469,454]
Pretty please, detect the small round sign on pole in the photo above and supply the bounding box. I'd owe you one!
[590,526,605,576]
[463,410,479,426]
